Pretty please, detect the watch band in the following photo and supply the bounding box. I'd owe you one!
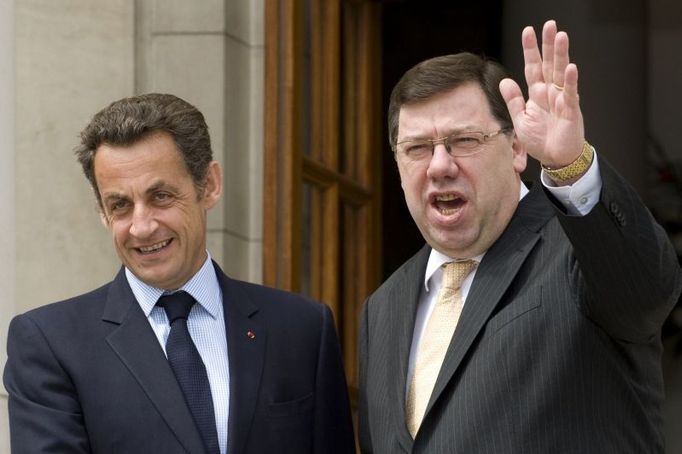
[541,141,594,183]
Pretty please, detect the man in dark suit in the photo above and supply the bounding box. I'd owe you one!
[359,20,682,453]
[4,93,355,453]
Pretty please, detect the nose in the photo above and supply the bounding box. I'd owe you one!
[426,142,459,181]
[129,204,158,238]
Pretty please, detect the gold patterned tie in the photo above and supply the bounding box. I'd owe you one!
[406,259,477,438]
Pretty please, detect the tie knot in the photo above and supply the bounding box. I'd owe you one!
[442,260,477,290]
[157,291,196,324]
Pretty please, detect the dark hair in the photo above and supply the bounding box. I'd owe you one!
[75,93,213,208]
[388,52,513,151]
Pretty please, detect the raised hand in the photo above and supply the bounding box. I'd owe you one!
[499,20,585,169]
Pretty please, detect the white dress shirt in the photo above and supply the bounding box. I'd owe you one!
[126,253,230,454]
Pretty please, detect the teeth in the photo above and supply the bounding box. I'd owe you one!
[434,193,463,215]
[139,240,170,253]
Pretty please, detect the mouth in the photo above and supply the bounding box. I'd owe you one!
[136,239,172,255]
[432,193,467,215]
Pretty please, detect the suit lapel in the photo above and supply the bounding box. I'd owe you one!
[388,245,431,452]
[216,265,265,454]
[103,268,206,454]
[424,184,555,419]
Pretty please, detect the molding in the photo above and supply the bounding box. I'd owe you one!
[0,0,15,397]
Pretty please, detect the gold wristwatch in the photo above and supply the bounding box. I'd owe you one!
[541,141,594,183]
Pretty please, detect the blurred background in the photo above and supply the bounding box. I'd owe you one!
[1,0,681,451]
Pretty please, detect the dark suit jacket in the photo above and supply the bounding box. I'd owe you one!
[359,160,682,453]
[4,261,355,454]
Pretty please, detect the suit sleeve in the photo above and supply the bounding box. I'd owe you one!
[547,158,682,343]
[312,304,356,454]
[3,314,91,454]
[357,297,373,454]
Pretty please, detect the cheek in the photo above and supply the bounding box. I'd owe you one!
[476,172,515,216]
[398,164,422,194]
[176,205,206,236]
[475,152,511,185]
[401,177,422,210]
[397,164,408,190]
[160,204,191,225]
[109,222,127,242]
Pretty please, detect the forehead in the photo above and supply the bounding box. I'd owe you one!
[397,83,496,137]
[94,132,189,192]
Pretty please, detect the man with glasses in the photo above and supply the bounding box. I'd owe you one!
[359,20,681,453]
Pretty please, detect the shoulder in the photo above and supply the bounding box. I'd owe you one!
[369,244,430,302]
[223,279,341,355]
[235,278,318,306]
[5,281,121,375]
[9,282,112,334]
[224,276,330,321]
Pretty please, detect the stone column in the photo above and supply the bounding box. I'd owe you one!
[135,0,265,283]
[0,0,15,448]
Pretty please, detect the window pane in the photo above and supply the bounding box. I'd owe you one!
[301,181,323,299]
[301,182,312,296]
[302,0,313,157]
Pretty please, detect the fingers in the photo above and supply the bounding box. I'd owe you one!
[553,31,570,88]
[499,78,526,122]
[562,63,579,110]
[522,26,543,88]
[541,20,557,85]
[530,20,572,90]
[516,19,581,114]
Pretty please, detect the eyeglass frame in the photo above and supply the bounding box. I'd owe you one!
[393,127,514,160]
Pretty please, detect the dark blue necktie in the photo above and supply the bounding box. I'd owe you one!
[157,291,220,454]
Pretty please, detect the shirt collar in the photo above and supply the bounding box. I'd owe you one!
[125,252,222,319]
[424,250,483,292]
[423,181,529,291]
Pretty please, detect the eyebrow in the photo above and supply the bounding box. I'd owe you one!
[397,126,481,143]
[101,192,128,205]
[101,180,179,204]
[145,181,176,195]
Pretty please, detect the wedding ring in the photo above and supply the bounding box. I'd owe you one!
[552,82,564,91]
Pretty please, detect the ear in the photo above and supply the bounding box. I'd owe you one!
[201,160,223,210]
[511,133,527,174]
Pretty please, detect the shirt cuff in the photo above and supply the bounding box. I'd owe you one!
[541,148,602,216]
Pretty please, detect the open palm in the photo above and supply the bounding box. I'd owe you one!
[499,20,585,169]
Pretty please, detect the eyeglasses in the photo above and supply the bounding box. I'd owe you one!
[395,128,513,161]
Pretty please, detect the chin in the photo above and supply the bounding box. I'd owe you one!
[432,236,476,258]
[130,266,172,288]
